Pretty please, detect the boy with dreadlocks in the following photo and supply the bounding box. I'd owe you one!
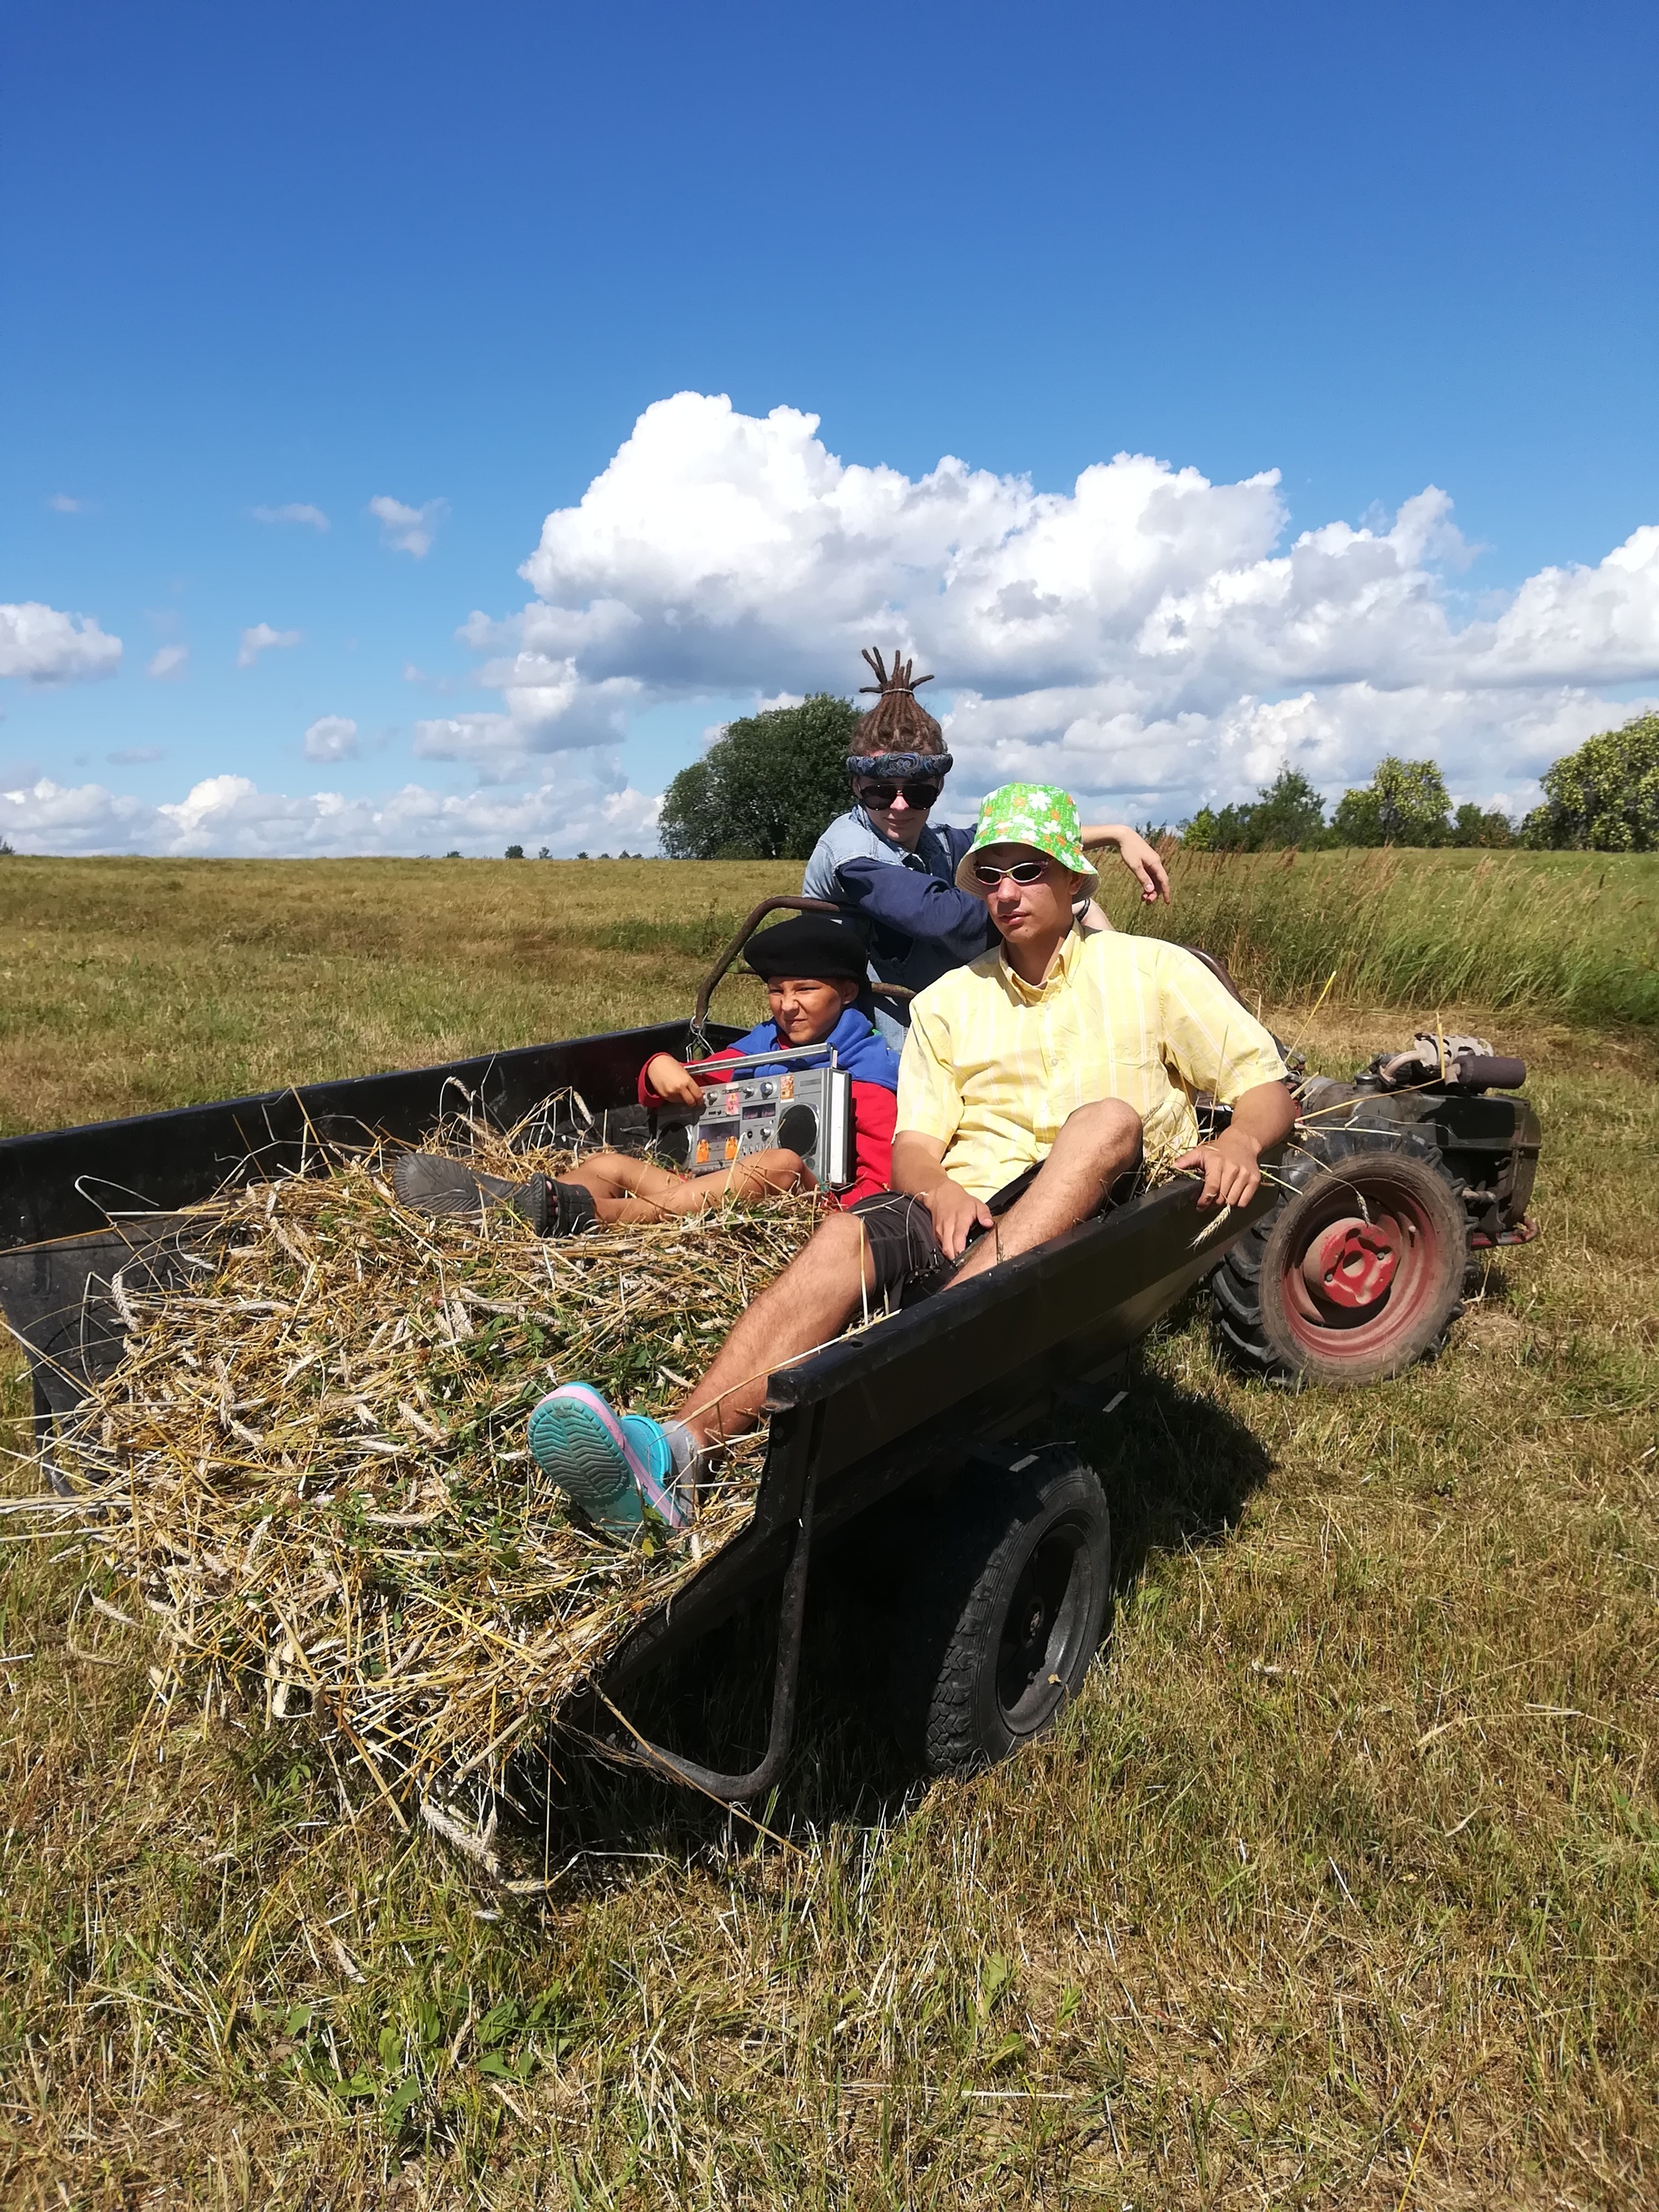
[801,648,1172,1047]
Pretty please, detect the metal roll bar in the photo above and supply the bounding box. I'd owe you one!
[689,895,912,1058]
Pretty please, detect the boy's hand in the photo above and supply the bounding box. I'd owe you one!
[644,1053,706,1109]
[1172,1129,1263,1209]
[921,1179,996,1260]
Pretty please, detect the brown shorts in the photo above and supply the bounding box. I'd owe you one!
[847,1164,1043,1309]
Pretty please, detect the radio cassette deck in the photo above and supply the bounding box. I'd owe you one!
[653,1044,854,1191]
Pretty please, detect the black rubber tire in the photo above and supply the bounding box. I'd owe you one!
[889,1450,1111,1778]
[1212,1126,1468,1388]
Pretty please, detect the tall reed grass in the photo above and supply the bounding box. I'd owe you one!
[1098,846,1659,1031]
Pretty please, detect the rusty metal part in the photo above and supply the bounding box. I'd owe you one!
[1469,1216,1541,1250]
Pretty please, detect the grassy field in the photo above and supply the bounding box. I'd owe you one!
[1096,846,1659,1037]
[1,856,1656,2208]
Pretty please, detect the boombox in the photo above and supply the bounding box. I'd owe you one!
[654,1045,855,1191]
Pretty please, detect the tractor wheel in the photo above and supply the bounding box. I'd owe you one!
[1212,1128,1467,1388]
[889,1450,1111,1778]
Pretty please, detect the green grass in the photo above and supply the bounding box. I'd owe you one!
[0,857,1655,2206]
[0,856,792,1137]
[1099,846,1659,1034]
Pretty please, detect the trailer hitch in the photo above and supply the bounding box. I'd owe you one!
[603,1404,823,1804]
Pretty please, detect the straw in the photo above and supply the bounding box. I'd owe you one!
[37,1108,823,1810]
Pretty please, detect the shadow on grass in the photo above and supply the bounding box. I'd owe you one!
[495,1337,1273,1877]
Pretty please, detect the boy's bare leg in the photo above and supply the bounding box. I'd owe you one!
[564,1147,808,1223]
[949,1100,1141,1287]
[672,1211,874,1447]
[669,1106,1140,1446]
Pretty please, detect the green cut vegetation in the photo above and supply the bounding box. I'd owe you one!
[1100,843,1659,1036]
[0,855,1655,2207]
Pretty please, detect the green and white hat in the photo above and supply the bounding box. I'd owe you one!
[955,783,1098,898]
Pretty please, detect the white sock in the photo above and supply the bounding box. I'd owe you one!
[660,1418,704,1485]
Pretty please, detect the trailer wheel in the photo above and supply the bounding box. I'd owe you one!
[1212,1127,1467,1388]
[890,1450,1111,1778]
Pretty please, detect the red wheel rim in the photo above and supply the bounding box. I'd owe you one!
[1277,1172,1449,1364]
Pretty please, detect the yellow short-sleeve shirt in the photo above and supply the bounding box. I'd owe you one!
[896,929,1288,1202]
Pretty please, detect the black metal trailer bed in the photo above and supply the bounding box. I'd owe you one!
[0,1007,1274,1798]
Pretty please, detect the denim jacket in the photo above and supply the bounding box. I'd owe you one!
[800,808,996,1044]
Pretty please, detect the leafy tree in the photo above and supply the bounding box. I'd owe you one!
[659,694,861,860]
[1331,757,1452,846]
[1450,802,1515,848]
[504,843,525,859]
[537,846,551,860]
[1520,712,1659,851]
[1179,767,1328,851]
[1245,767,1328,848]
[1178,803,1245,852]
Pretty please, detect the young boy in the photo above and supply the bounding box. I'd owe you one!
[393,913,899,1232]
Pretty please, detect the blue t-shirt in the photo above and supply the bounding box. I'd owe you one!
[801,809,995,1045]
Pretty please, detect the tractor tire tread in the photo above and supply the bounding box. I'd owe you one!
[1211,1124,1468,1387]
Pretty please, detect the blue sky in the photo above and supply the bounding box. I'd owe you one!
[4,0,1657,852]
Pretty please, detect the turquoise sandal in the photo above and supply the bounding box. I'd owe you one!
[527,1382,688,1535]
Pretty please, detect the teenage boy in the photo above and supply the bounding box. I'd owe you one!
[801,647,1172,1045]
[529,784,1296,1535]
[394,914,898,1235]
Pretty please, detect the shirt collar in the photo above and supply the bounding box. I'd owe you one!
[853,806,944,871]
[999,924,1082,1001]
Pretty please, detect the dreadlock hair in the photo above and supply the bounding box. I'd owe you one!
[847,647,952,775]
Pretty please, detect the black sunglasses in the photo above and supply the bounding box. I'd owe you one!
[856,778,942,808]
[973,858,1049,886]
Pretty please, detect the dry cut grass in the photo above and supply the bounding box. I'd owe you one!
[0,860,1654,2207]
[28,1112,819,1817]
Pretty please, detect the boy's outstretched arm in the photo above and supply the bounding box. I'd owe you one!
[1172,1081,1298,1210]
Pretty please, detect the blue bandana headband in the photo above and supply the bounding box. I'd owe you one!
[847,752,953,779]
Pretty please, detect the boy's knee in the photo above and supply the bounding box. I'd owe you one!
[748,1147,807,1192]
[1064,1098,1141,1150]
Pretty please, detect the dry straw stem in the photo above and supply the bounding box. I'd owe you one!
[28,1114,821,1809]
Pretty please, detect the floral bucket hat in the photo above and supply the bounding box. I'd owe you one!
[955,783,1099,898]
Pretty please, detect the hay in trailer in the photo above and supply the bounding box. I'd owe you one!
[36,1108,825,1809]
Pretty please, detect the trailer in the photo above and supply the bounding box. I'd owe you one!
[0,912,1540,1799]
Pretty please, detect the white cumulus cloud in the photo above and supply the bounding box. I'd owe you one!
[0,601,122,683]
[444,391,1659,819]
[147,643,190,680]
[369,494,448,558]
[0,772,659,860]
[237,622,302,668]
[252,502,330,531]
[303,715,359,762]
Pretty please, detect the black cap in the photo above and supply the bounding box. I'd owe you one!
[744,913,869,982]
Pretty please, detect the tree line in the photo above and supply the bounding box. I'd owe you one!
[1182,713,1658,852]
[655,700,1659,859]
